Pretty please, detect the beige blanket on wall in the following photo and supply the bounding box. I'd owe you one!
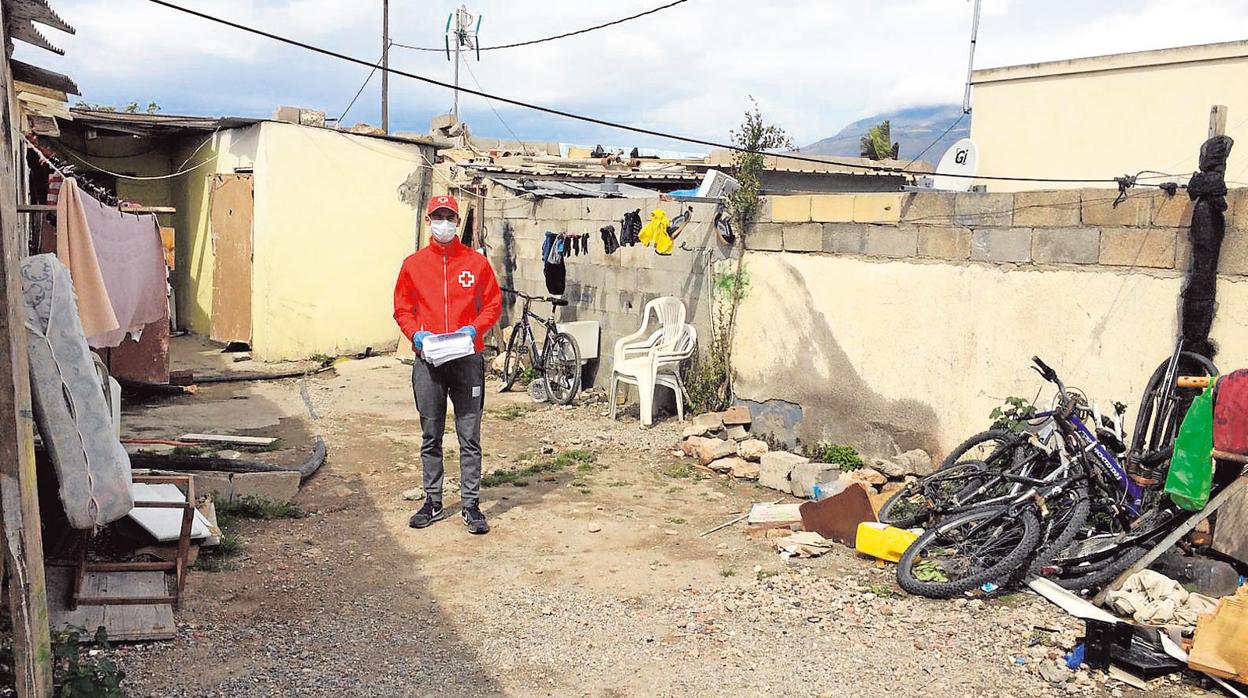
[55,177,119,341]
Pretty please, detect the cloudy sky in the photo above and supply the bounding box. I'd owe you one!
[16,0,1248,150]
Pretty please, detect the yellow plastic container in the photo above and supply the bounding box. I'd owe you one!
[855,522,921,563]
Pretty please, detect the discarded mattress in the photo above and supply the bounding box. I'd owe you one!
[21,254,133,529]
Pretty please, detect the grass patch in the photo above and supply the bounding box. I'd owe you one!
[215,495,304,520]
[662,463,693,479]
[196,530,242,572]
[719,568,736,578]
[666,486,681,494]
[579,488,592,495]
[866,583,901,599]
[481,450,596,488]
[607,480,630,487]
[496,404,531,421]
[667,517,687,525]
[756,569,779,581]
[804,442,863,472]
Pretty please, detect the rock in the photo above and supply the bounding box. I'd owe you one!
[724,425,749,441]
[689,412,725,435]
[1038,662,1072,684]
[401,488,425,501]
[681,436,710,458]
[711,456,750,474]
[695,438,737,465]
[217,449,244,460]
[789,463,840,499]
[682,424,710,439]
[845,467,887,488]
[587,523,602,533]
[721,404,752,426]
[232,471,300,502]
[898,449,934,476]
[868,457,907,479]
[759,451,809,493]
[730,459,760,480]
[541,445,555,455]
[490,354,508,373]
[737,439,769,462]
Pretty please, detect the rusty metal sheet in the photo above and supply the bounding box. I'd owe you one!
[102,319,169,384]
[208,174,253,345]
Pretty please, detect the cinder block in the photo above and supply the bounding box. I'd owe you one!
[1032,227,1100,264]
[901,192,955,224]
[1013,190,1082,227]
[231,471,301,503]
[746,223,784,251]
[863,225,917,258]
[809,195,855,223]
[1099,228,1177,269]
[955,192,1014,227]
[769,195,812,223]
[916,226,971,260]
[502,199,538,220]
[1151,192,1195,228]
[1082,188,1151,227]
[759,451,808,493]
[188,471,233,502]
[853,194,902,223]
[971,227,1031,263]
[1220,227,1248,275]
[1230,189,1248,232]
[822,223,865,254]
[782,223,822,252]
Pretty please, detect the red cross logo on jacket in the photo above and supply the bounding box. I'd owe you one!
[458,271,476,288]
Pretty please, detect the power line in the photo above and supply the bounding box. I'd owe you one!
[903,111,967,171]
[338,48,387,124]
[143,0,1154,185]
[390,0,690,52]
[461,59,529,151]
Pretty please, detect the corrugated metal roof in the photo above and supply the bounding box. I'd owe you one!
[467,163,700,182]
[489,176,658,199]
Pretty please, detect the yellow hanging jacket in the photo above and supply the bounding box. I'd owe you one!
[638,209,673,255]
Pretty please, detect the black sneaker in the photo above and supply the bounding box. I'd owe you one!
[408,500,444,528]
[462,505,490,535]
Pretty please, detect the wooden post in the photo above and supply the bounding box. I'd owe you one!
[0,3,54,691]
[1209,105,1228,138]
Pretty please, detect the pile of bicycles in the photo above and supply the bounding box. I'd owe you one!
[881,348,1219,599]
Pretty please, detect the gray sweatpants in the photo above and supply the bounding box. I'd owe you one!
[411,353,485,507]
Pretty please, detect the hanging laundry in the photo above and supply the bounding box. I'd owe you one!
[713,203,736,246]
[600,225,620,255]
[666,206,694,242]
[620,209,643,246]
[1214,369,1248,454]
[580,233,590,258]
[639,209,674,255]
[57,178,168,348]
[542,231,567,296]
[570,234,581,256]
[54,177,119,341]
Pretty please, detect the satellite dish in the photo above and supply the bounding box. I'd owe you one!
[931,138,978,191]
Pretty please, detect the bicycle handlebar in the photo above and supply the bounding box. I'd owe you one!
[1031,356,1070,404]
[500,287,566,307]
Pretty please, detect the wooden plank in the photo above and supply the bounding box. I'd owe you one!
[0,1,54,689]
[8,59,78,96]
[208,174,253,345]
[1209,105,1229,138]
[12,80,65,103]
[1213,482,1248,564]
[47,567,174,642]
[1094,476,1248,604]
[179,433,275,446]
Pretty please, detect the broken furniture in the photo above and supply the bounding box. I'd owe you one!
[609,296,696,426]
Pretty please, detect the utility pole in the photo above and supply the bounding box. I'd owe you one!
[962,0,982,114]
[446,5,480,123]
[452,17,460,121]
[381,0,389,134]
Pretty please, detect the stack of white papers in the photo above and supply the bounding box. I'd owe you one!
[422,332,475,366]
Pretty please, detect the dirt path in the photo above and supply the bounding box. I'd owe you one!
[110,356,1203,697]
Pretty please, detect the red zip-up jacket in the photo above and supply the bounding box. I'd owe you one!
[393,238,502,354]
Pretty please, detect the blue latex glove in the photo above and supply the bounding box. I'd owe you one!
[412,331,432,350]
[455,325,477,340]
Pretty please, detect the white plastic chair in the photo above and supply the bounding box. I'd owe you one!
[610,298,697,426]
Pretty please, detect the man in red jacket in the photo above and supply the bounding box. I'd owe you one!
[393,194,502,534]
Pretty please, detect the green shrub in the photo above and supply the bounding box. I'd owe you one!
[805,442,862,472]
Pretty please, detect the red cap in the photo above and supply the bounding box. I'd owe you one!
[426,194,459,217]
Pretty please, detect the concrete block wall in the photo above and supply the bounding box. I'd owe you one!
[754,189,1248,275]
[482,189,735,388]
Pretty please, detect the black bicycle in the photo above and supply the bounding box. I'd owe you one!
[498,287,581,405]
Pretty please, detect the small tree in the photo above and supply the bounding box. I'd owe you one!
[728,97,794,231]
[860,119,899,160]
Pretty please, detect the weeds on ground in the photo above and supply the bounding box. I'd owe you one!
[195,530,242,572]
[756,569,779,581]
[607,480,630,487]
[215,495,304,520]
[496,404,531,421]
[805,442,863,472]
[866,584,901,599]
[720,569,736,578]
[481,449,596,488]
[52,626,124,697]
[662,463,693,479]
[667,517,687,525]
[310,353,333,365]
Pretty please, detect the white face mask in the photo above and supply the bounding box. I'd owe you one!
[430,219,458,243]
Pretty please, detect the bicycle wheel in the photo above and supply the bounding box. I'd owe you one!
[878,461,990,528]
[542,332,581,405]
[500,323,528,392]
[1026,487,1091,578]
[897,506,1041,599]
[938,429,1024,471]
[1055,544,1149,595]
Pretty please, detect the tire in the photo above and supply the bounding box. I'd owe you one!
[542,332,581,405]
[878,461,989,528]
[500,323,527,392]
[1027,489,1091,578]
[939,429,1019,471]
[1055,544,1149,595]
[897,506,1042,599]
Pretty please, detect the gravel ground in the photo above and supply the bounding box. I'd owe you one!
[105,359,1217,697]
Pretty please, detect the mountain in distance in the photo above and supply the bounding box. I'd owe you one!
[802,104,970,167]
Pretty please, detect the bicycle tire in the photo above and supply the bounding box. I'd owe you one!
[1055,544,1149,595]
[897,506,1041,599]
[500,323,526,392]
[543,332,581,405]
[937,429,1014,470]
[877,461,989,528]
[1027,489,1090,578]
